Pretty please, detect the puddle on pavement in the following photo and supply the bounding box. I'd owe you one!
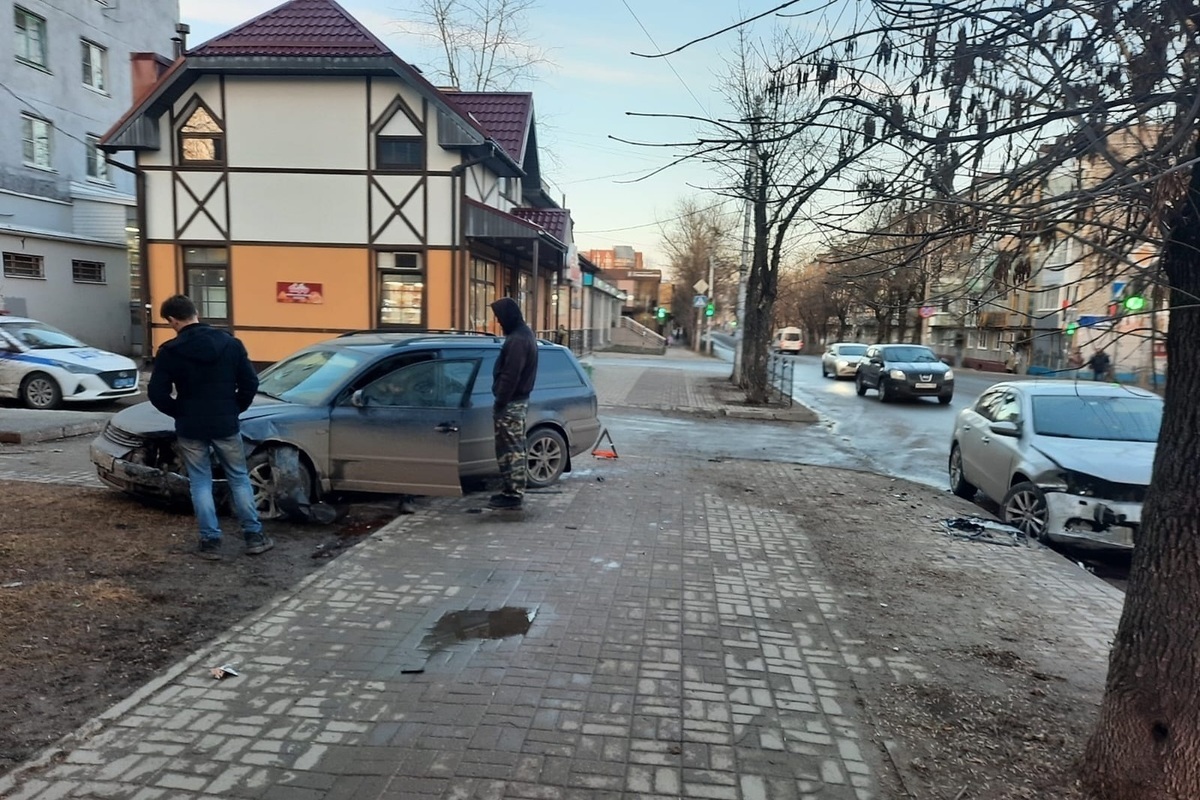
[420,607,536,653]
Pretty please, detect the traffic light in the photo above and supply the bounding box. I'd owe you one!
[705,302,715,317]
[1065,321,1079,336]
[1123,294,1147,312]
[656,306,667,321]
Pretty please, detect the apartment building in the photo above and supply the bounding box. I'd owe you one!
[0,0,178,352]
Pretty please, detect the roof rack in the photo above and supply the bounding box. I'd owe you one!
[337,328,499,338]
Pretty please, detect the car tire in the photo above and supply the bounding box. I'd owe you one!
[877,379,890,403]
[20,372,62,410]
[1001,481,1050,541]
[821,363,830,378]
[948,445,977,499]
[855,374,867,396]
[939,394,953,405]
[526,427,568,488]
[246,447,315,521]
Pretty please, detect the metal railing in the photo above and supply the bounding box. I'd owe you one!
[766,353,795,408]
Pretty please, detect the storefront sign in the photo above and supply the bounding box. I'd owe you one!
[276,282,324,304]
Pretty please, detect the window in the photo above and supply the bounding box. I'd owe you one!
[14,7,47,68]
[377,252,423,326]
[362,360,478,408]
[178,104,224,164]
[82,40,107,92]
[21,115,52,169]
[470,257,497,331]
[534,351,585,390]
[72,260,106,284]
[376,136,423,170]
[183,246,229,322]
[86,135,109,182]
[994,393,1021,423]
[3,252,44,279]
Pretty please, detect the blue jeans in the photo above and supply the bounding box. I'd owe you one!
[177,434,263,543]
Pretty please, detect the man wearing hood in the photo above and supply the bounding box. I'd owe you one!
[148,295,269,559]
[489,297,538,509]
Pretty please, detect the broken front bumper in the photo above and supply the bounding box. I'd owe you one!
[90,438,190,500]
[1044,491,1141,550]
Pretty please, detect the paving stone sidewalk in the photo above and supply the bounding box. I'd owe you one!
[0,353,1122,800]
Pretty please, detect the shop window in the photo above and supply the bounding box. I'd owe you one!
[378,252,423,326]
[183,246,229,323]
[178,103,225,165]
[518,272,532,325]
[470,257,498,331]
[376,136,423,170]
[72,260,106,284]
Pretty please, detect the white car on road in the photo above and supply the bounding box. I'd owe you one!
[821,342,869,378]
[0,316,140,409]
[948,380,1161,549]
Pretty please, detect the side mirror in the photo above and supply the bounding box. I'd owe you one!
[989,420,1021,437]
[870,357,883,365]
[351,389,368,408]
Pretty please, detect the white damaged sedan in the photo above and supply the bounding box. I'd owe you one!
[0,316,140,409]
[948,380,1162,549]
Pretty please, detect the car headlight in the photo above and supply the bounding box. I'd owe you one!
[1060,470,1097,496]
[61,363,101,374]
[889,369,907,380]
[943,369,954,381]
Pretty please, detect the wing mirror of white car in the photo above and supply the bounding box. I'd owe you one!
[351,389,368,408]
[989,420,1021,437]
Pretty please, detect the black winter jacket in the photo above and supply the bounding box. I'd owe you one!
[490,297,538,409]
[148,323,259,440]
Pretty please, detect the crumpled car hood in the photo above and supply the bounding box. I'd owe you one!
[109,396,297,436]
[1032,437,1155,485]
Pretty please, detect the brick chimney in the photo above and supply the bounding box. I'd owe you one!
[130,52,174,103]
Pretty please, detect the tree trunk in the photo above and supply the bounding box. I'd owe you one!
[1082,132,1200,800]
[741,171,773,404]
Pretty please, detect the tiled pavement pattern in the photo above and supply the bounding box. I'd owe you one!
[0,354,1123,800]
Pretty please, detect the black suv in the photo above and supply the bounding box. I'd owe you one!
[855,344,954,404]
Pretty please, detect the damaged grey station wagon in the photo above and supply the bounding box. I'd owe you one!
[91,332,602,518]
[948,381,1162,549]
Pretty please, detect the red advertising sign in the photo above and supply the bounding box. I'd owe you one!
[276,282,324,304]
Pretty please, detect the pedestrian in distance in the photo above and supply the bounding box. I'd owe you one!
[488,297,538,510]
[1085,348,1112,382]
[148,295,271,560]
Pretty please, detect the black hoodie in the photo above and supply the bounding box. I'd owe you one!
[490,297,538,409]
[148,323,259,440]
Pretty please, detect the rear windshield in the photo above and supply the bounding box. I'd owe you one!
[882,346,939,363]
[839,345,867,356]
[783,332,801,341]
[1032,394,1162,442]
[257,348,371,405]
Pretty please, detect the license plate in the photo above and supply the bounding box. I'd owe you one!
[915,382,936,389]
[114,378,135,388]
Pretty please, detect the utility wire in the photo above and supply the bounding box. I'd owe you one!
[618,0,709,116]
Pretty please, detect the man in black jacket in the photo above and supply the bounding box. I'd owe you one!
[489,297,538,509]
[148,295,270,559]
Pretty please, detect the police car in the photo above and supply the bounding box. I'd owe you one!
[0,316,140,409]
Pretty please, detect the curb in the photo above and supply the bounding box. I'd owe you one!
[0,419,108,445]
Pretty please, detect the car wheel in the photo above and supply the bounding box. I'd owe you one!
[939,394,953,405]
[246,447,315,521]
[526,427,568,488]
[948,445,977,499]
[1001,482,1050,540]
[20,372,62,410]
[877,379,890,403]
[821,363,828,378]
[855,374,867,396]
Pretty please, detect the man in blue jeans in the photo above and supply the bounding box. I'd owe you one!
[148,295,269,560]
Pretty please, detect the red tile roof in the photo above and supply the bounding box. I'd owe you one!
[512,207,570,243]
[447,93,533,164]
[188,0,393,58]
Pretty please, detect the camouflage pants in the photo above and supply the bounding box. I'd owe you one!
[494,400,529,497]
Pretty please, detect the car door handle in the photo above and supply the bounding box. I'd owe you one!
[434,422,459,433]
[961,425,971,432]
[980,436,991,444]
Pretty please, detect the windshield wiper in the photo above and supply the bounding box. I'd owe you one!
[256,389,284,401]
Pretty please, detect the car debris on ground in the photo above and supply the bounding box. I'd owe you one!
[941,517,1029,547]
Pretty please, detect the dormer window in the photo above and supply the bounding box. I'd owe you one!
[178,103,224,165]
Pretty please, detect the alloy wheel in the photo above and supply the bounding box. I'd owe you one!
[527,432,565,485]
[247,461,284,520]
[24,376,59,409]
[1003,485,1048,539]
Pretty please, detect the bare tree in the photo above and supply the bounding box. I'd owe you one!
[659,197,737,345]
[401,0,550,90]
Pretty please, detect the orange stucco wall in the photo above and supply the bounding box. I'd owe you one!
[426,249,452,330]
[147,242,177,354]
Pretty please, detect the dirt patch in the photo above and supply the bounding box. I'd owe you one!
[706,376,819,423]
[0,481,394,776]
[772,465,1100,799]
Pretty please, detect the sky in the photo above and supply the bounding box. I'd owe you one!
[177,0,779,269]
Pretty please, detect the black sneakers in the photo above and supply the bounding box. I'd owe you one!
[487,493,523,510]
[244,533,275,555]
[195,539,223,561]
